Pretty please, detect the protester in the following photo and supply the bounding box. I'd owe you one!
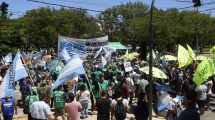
[53,85,66,120]
[145,83,160,118]
[165,91,182,120]
[179,90,200,120]
[96,91,111,120]
[31,93,52,120]
[0,96,18,120]
[76,84,90,118]
[25,90,38,120]
[132,91,149,120]
[139,74,149,93]
[205,80,213,111]
[196,83,207,115]
[65,93,82,120]
[111,89,129,120]
[125,72,134,105]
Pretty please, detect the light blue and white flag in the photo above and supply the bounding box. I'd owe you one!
[101,56,107,68]
[51,53,85,91]
[59,47,71,63]
[13,53,28,82]
[3,53,12,65]
[94,47,103,58]
[0,65,15,98]
[32,51,44,60]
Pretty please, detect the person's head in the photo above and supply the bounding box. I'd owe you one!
[80,84,86,91]
[185,90,198,108]
[100,75,105,82]
[168,91,177,98]
[57,85,64,91]
[101,91,107,98]
[115,89,122,98]
[206,81,213,90]
[138,91,145,101]
[112,76,116,82]
[68,92,75,102]
[38,93,46,101]
[125,72,130,77]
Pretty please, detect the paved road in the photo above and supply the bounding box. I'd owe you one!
[11,86,215,120]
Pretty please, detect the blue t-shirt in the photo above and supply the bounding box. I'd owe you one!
[1,98,15,116]
[179,108,200,120]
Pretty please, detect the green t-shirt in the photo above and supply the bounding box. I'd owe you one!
[99,80,109,92]
[26,95,38,113]
[111,81,119,92]
[54,91,65,108]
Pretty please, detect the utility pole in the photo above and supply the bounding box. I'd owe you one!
[149,0,155,120]
[192,0,201,55]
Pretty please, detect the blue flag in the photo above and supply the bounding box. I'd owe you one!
[13,53,28,81]
[59,47,71,62]
[0,65,15,98]
[51,54,85,90]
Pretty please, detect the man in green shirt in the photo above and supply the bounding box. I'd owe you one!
[53,85,66,120]
[99,76,110,94]
[25,90,38,120]
[110,76,119,99]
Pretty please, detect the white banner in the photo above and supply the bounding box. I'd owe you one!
[58,35,108,59]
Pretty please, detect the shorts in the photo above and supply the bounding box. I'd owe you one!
[54,107,65,116]
[197,100,206,108]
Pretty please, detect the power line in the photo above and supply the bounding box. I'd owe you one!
[55,0,107,6]
[26,0,103,13]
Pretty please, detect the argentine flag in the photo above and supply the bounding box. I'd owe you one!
[0,66,15,98]
[51,53,85,90]
[60,47,71,63]
[3,53,12,64]
[13,53,28,81]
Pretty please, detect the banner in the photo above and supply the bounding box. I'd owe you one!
[51,54,85,91]
[52,60,64,75]
[13,53,28,82]
[0,65,14,98]
[94,47,103,58]
[177,45,189,68]
[3,53,12,65]
[58,35,108,59]
[193,58,214,87]
[124,62,133,72]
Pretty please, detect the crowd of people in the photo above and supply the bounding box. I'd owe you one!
[0,52,214,120]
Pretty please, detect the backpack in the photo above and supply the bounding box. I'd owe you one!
[133,100,149,120]
[115,99,126,120]
[172,104,182,119]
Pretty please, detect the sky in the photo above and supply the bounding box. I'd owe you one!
[2,0,215,18]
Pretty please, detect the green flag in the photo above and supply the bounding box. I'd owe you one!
[210,46,215,56]
[178,45,189,68]
[52,60,64,75]
[186,44,196,66]
[193,58,214,87]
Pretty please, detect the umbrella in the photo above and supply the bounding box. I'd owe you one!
[120,52,139,61]
[196,55,207,61]
[160,55,177,61]
[139,66,167,79]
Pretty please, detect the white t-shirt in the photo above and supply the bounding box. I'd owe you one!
[111,98,129,111]
[139,79,149,92]
[76,90,90,101]
[126,77,134,92]
[196,84,207,100]
[31,101,51,119]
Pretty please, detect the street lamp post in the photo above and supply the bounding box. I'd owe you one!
[149,0,155,120]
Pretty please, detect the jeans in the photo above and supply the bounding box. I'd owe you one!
[80,100,88,117]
